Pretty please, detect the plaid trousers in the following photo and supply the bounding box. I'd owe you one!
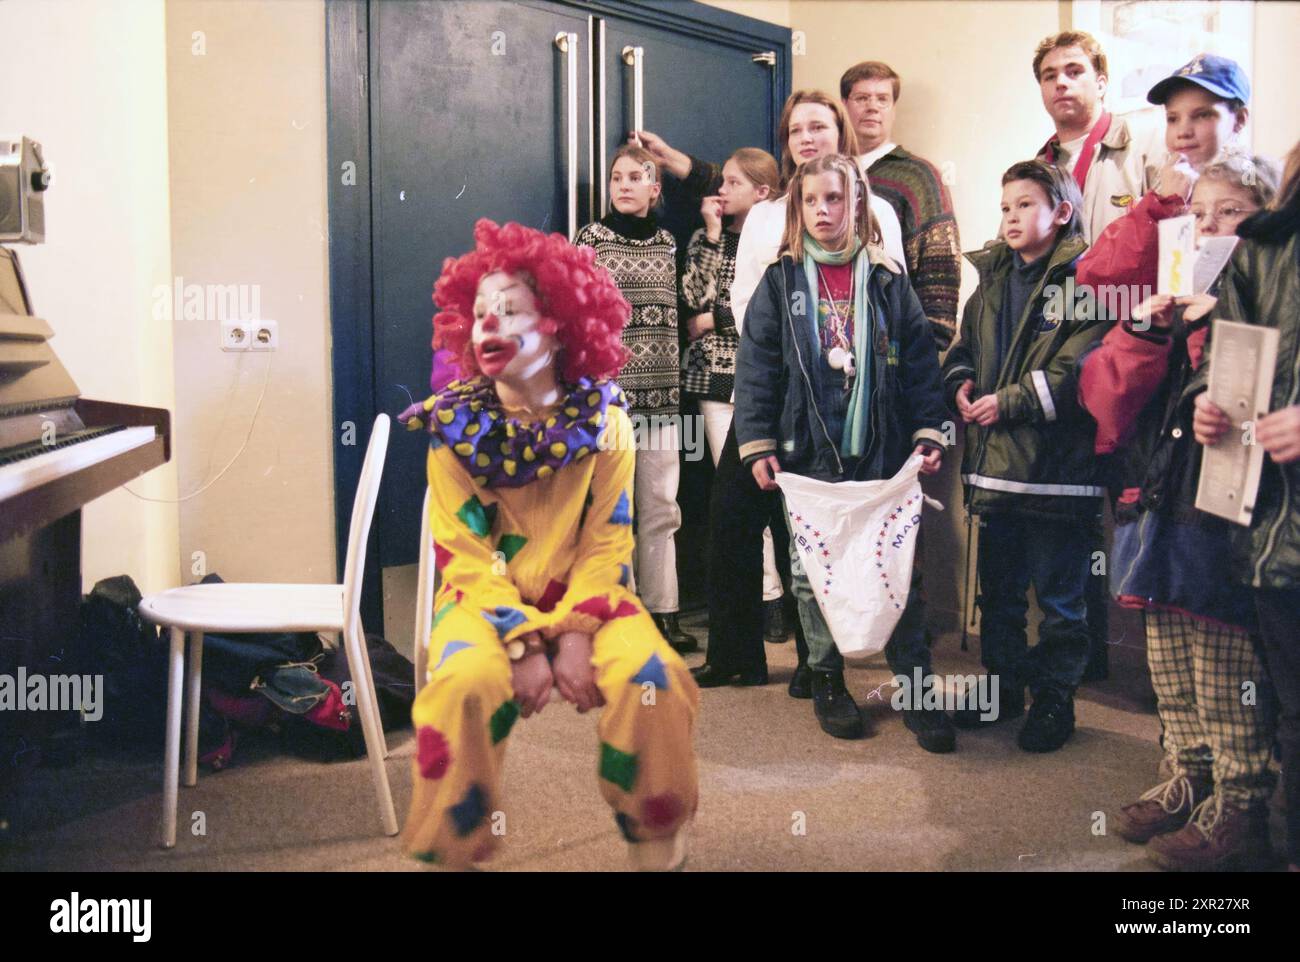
[1146,609,1276,807]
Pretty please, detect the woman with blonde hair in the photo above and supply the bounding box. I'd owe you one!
[575,144,697,653]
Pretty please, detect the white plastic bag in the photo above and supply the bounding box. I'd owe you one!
[774,455,943,657]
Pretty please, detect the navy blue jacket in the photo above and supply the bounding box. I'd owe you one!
[734,249,949,483]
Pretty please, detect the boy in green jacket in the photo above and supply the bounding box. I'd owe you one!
[942,160,1107,752]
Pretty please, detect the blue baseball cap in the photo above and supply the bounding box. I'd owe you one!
[1147,53,1250,105]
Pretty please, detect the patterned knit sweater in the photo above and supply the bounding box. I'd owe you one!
[680,227,740,401]
[867,147,962,351]
[574,211,679,417]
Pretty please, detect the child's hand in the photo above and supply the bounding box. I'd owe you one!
[1177,293,1217,324]
[511,642,554,718]
[751,454,782,491]
[1256,405,1300,464]
[1160,153,1198,204]
[912,445,942,475]
[686,312,715,340]
[955,379,977,423]
[1193,392,1232,446]
[1131,294,1176,332]
[552,631,604,713]
[968,393,1001,426]
[701,195,724,240]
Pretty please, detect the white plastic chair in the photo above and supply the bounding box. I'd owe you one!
[139,414,398,848]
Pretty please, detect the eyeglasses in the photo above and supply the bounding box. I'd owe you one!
[1191,204,1259,224]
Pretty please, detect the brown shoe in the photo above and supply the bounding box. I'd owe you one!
[1146,796,1274,872]
[1114,774,1209,844]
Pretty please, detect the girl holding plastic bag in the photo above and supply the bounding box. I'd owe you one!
[733,153,951,749]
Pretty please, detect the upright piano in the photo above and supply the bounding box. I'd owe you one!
[0,245,170,776]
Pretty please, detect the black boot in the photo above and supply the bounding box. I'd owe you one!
[788,661,813,699]
[763,598,788,643]
[1018,689,1075,753]
[811,670,864,739]
[691,663,768,688]
[951,675,1025,729]
[902,708,957,754]
[652,612,698,654]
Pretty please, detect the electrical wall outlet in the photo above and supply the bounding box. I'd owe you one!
[251,319,278,351]
[221,321,251,351]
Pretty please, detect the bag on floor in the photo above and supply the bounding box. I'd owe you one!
[774,455,942,657]
[75,575,171,749]
[316,632,416,733]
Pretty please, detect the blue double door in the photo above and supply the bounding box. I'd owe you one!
[346,0,789,619]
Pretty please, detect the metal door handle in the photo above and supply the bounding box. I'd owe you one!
[555,31,579,240]
[621,45,644,137]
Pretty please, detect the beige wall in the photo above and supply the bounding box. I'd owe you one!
[700,0,791,28]
[1253,2,1300,160]
[164,0,336,586]
[0,0,180,595]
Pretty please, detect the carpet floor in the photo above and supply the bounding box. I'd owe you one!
[0,614,1288,872]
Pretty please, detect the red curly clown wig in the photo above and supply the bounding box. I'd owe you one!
[432,219,631,383]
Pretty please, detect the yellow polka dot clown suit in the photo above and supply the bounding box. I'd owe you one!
[398,222,699,870]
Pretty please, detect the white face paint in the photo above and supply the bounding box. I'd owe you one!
[471,271,559,382]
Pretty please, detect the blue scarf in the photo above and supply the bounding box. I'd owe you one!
[801,234,875,459]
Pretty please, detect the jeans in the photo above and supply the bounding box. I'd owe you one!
[783,498,932,677]
[976,514,1091,698]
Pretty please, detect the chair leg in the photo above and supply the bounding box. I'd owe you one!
[413,636,427,705]
[413,545,431,699]
[343,623,399,836]
[184,631,203,788]
[161,626,185,849]
[354,620,389,758]
[413,636,427,703]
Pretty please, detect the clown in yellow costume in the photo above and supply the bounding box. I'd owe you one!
[397,219,699,870]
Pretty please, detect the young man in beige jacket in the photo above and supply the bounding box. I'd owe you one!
[1033,30,1165,243]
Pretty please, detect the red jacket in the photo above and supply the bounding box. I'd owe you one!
[1075,190,1207,453]
[1074,191,1256,630]
[1076,190,1181,294]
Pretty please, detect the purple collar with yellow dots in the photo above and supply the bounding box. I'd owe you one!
[420,376,626,489]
